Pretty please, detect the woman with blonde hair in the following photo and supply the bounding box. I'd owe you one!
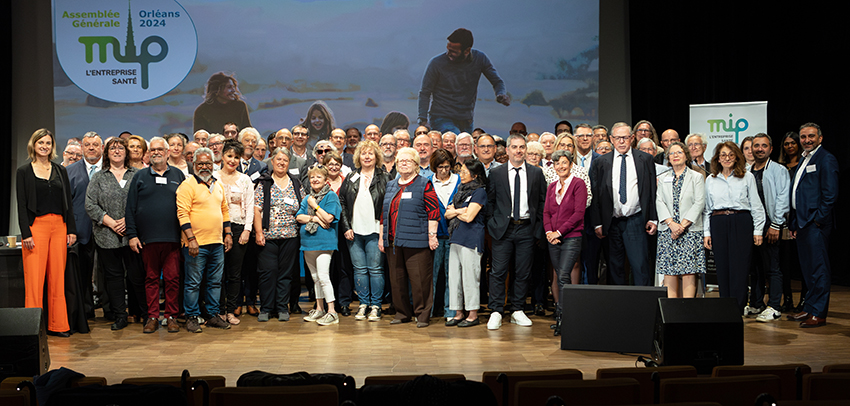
[16,129,77,337]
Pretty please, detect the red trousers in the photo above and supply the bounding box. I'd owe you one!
[22,214,70,332]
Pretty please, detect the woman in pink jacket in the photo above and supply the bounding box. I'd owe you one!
[543,149,588,336]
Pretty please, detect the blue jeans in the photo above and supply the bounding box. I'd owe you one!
[432,238,454,318]
[183,244,224,317]
[348,233,383,306]
[430,116,473,134]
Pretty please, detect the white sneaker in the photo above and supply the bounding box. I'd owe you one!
[317,312,339,326]
[743,305,763,318]
[487,312,503,330]
[354,305,368,321]
[368,306,382,322]
[511,311,533,327]
[303,308,326,322]
[756,306,781,322]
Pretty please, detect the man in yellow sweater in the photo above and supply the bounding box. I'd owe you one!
[176,147,234,333]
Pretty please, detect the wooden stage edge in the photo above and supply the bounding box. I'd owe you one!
[46,285,850,386]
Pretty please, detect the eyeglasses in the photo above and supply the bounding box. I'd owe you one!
[293,132,308,137]
[611,136,630,142]
[380,142,395,147]
[397,159,416,165]
[719,153,735,159]
[477,144,495,149]
[150,147,167,152]
[208,141,223,148]
[316,149,332,154]
[687,143,703,148]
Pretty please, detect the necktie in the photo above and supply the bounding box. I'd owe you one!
[581,156,586,167]
[546,160,552,167]
[242,161,248,172]
[619,153,627,204]
[88,165,96,179]
[513,167,521,219]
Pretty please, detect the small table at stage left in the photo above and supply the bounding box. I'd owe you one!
[0,245,90,334]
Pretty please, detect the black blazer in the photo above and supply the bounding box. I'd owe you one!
[338,167,390,234]
[66,159,93,244]
[486,162,547,240]
[16,161,77,240]
[589,148,657,236]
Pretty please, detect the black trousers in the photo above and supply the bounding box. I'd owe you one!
[489,222,534,313]
[711,212,753,313]
[221,223,247,314]
[97,245,145,320]
[256,237,300,314]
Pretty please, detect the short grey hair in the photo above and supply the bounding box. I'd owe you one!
[82,131,100,140]
[551,149,574,164]
[685,133,707,146]
[637,137,657,149]
[192,147,214,163]
[456,132,472,144]
[270,146,292,161]
[149,136,168,150]
[237,127,260,143]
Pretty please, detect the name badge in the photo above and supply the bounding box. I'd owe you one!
[283,197,296,206]
[806,164,817,173]
[349,173,360,183]
[663,176,674,183]
[155,177,167,185]
[119,179,127,188]
[250,172,260,181]
[231,186,241,194]
[289,168,300,175]
[401,192,412,199]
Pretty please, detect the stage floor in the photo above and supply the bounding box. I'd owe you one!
[47,285,850,386]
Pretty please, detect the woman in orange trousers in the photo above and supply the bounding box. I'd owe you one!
[15,129,77,337]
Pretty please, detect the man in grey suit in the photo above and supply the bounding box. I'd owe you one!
[589,122,657,286]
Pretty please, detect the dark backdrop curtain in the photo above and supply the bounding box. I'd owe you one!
[628,2,848,285]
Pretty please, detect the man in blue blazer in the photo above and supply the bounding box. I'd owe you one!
[787,123,839,328]
[589,122,657,286]
[67,132,103,318]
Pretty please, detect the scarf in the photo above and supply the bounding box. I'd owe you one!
[305,184,332,234]
[447,179,483,237]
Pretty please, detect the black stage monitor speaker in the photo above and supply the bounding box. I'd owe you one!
[652,298,743,374]
[560,285,667,353]
[0,307,50,380]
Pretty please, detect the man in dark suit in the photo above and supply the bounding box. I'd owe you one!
[787,122,838,328]
[573,124,604,284]
[236,127,268,180]
[589,122,657,286]
[67,131,103,318]
[486,134,547,330]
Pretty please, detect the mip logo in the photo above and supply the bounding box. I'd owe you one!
[707,114,749,140]
[78,2,167,89]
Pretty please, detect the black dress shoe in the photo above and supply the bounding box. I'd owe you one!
[457,318,480,327]
[794,298,806,313]
[339,305,351,317]
[385,304,397,315]
[534,304,546,317]
[553,320,562,336]
[47,330,71,338]
[290,304,303,314]
[445,318,462,327]
[111,318,129,331]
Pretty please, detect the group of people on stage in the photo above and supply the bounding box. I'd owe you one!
[17,116,837,337]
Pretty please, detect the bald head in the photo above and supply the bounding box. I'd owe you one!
[660,129,680,150]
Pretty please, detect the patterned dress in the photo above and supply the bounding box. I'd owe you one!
[656,171,705,275]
